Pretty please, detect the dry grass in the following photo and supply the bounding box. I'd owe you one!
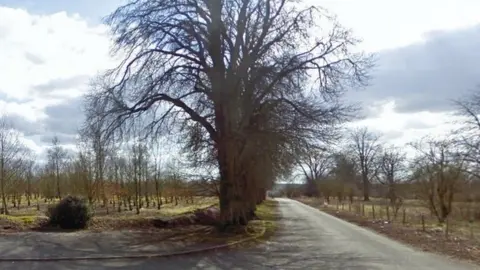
[0,214,44,231]
[92,196,218,218]
[329,197,480,240]
[254,199,279,238]
[0,196,218,232]
[2,196,218,217]
[199,199,280,247]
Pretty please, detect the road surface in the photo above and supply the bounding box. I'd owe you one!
[0,198,478,269]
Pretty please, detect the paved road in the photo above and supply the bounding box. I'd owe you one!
[0,198,478,269]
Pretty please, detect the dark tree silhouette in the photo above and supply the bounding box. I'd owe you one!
[299,150,333,197]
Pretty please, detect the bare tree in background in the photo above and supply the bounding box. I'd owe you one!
[377,146,406,217]
[85,0,372,226]
[452,91,480,206]
[129,141,149,215]
[80,102,113,211]
[348,127,381,201]
[298,150,333,197]
[410,138,466,224]
[151,138,165,210]
[0,117,26,214]
[75,137,96,205]
[47,136,68,199]
[330,152,358,203]
[23,155,35,207]
[453,91,480,176]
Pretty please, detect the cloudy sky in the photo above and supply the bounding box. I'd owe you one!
[0,0,479,158]
[319,0,480,147]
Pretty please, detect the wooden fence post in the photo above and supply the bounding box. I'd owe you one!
[469,219,474,239]
[372,204,375,219]
[421,215,425,232]
[362,203,365,216]
[445,218,449,239]
[386,205,390,221]
[402,208,406,225]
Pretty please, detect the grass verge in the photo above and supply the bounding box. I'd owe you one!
[253,199,279,240]
[191,199,280,248]
[0,215,44,231]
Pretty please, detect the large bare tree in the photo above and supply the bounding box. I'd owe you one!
[85,0,372,226]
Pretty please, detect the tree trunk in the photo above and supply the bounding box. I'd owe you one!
[127,196,133,211]
[1,193,7,215]
[218,176,249,227]
[117,195,122,212]
[362,174,370,201]
[144,180,149,208]
[0,160,6,215]
[56,164,61,199]
[27,177,31,206]
[217,139,251,228]
[155,179,162,210]
[256,188,266,205]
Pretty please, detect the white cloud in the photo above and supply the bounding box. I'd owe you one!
[0,7,112,101]
[315,0,480,52]
[349,101,458,148]
[0,6,113,154]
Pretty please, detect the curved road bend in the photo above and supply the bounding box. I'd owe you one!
[1,198,478,270]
